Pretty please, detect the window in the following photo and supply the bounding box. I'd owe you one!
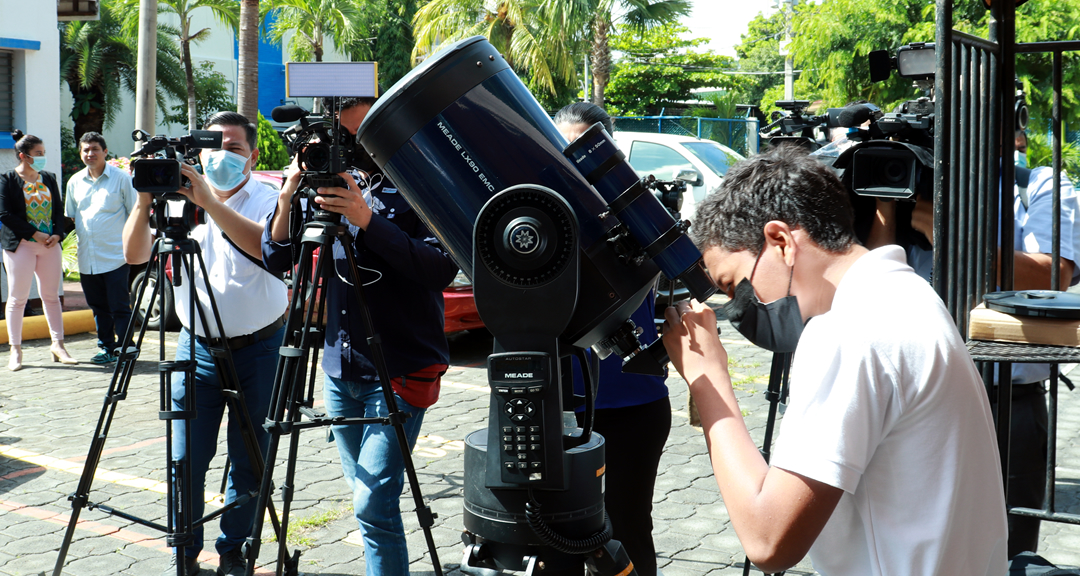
[0,50,12,132]
[681,141,741,177]
[626,141,693,180]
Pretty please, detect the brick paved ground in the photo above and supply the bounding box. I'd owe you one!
[2,296,1080,575]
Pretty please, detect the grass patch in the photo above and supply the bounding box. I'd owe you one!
[269,506,348,547]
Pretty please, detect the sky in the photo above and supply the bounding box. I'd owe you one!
[681,0,781,57]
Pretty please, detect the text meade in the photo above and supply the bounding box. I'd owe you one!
[437,121,462,151]
[503,373,535,379]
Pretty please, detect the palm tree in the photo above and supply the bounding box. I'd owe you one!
[412,0,591,100]
[119,0,239,131]
[60,0,186,139]
[589,0,690,106]
[266,0,362,63]
[237,0,260,123]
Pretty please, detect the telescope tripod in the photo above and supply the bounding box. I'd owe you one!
[741,351,791,576]
[53,203,282,576]
[245,212,442,576]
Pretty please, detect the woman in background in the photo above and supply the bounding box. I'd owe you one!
[555,102,672,576]
[0,129,76,370]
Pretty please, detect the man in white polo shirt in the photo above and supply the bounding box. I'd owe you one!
[65,131,137,364]
[663,145,1008,575]
[123,111,287,576]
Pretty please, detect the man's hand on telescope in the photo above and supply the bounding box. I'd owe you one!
[316,172,373,230]
[662,300,728,385]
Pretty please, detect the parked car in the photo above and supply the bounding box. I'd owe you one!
[131,171,485,335]
[611,131,746,222]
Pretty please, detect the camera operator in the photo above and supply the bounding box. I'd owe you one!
[870,130,1080,558]
[123,111,288,576]
[662,145,1007,575]
[264,96,458,576]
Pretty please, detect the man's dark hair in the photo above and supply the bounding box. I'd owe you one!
[203,111,257,150]
[554,102,613,134]
[328,96,379,114]
[691,144,858,255]
[79,131,108,151]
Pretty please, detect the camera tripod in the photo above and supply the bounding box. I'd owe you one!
[244,196,442,576]
[52,197,282,576]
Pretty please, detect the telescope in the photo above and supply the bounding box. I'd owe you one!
[357,36,716,575]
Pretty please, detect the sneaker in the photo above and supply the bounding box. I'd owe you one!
[162,554,201,576]
[217,548,246,576]
[90,350,118,365]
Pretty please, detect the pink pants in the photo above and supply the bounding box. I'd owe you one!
[3,239,64,346]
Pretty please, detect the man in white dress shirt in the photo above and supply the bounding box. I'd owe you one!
[123,111,287,576]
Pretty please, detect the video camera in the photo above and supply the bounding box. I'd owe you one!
[129,129,222,198]
[271,61,379,192]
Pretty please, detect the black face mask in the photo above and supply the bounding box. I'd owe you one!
[723,251,804,353]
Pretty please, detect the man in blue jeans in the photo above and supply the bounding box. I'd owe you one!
[264,96,457,575]
[65,131,137,364]
[124,112,287,576]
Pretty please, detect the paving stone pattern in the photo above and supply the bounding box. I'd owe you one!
[2,297,1080,575]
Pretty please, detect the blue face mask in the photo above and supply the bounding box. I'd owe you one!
[203,149,250,191]
[28,155,47,172]
[1015,150,1028,169]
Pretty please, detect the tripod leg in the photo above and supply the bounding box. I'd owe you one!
[337,237,443,576]
[742,351,791,576]
[247,240,326,576]
[53,247,163,576]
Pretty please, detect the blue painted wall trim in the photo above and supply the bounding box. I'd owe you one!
[0,132,14,149]
[0,37,41,51]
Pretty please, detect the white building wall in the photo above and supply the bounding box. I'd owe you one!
[0,0,62,174]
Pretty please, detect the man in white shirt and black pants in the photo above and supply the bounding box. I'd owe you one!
[65,131,138,364]
[123,112,287,576]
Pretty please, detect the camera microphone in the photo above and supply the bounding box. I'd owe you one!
[272,104,308,123]
[837,103,881,128]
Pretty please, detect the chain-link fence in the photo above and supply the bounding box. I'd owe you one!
[612,116,752,156]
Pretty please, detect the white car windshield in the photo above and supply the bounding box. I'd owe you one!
[680,141,742,177]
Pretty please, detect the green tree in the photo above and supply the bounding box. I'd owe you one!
[373,0,418,87]
[606,23,744,116]
[732,8,787,109]
[163,61,237,128]
[267,0,362,62]
[149,0,238,131]
[412,0,589,103]
[60,0,186,140]
[255,112,291,170]
[588,0,691,106]
[784,0,1079,125]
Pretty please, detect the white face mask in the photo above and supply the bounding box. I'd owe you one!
[203,149,250,190]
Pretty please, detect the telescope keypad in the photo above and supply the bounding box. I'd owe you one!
[492,381,548,482]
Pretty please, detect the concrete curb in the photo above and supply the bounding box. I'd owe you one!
[0,309,95,344]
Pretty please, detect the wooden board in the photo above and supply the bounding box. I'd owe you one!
[968,303,1080,347]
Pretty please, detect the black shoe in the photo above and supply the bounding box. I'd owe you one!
[217,548,246,576]
[162,554,201,576]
